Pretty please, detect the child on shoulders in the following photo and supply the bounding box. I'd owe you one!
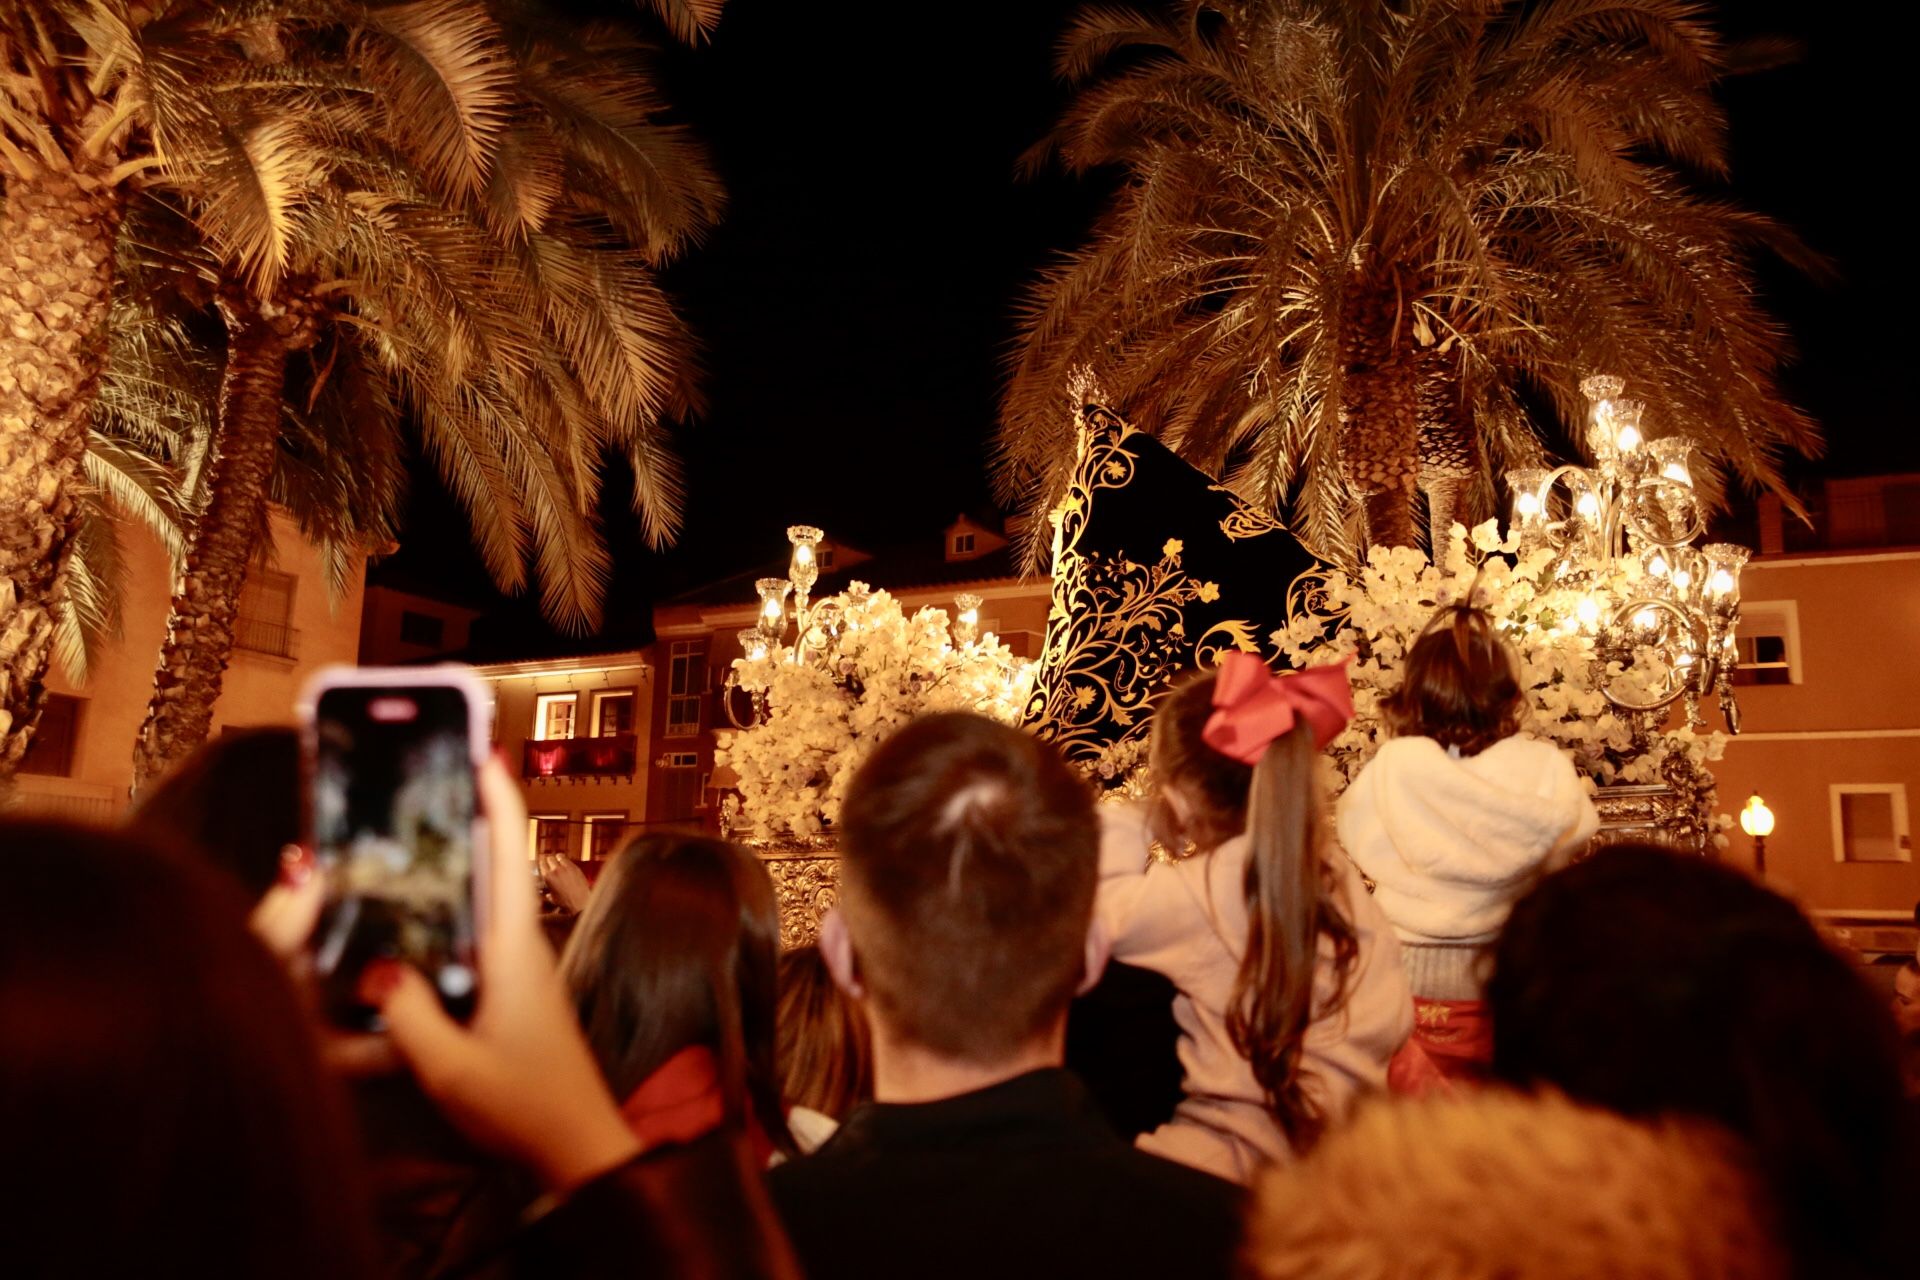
[1337,602,1599,1083]
[1097,654,1413,1184]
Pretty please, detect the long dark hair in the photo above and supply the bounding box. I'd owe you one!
[1380,601,1524,756]
[0,820,375,1276]
[1150,672,1359,1149]
[131,726,301,901]
[560,835,794,1155]
[1489,844,1913,1280]
[776,944,872,1120]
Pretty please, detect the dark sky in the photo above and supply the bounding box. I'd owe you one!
[380,0,1906,647]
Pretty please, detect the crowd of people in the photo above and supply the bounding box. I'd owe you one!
[2,601,1914,1278]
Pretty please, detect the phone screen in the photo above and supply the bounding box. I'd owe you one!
[310,683,479,1028]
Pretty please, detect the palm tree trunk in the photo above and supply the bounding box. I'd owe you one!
[131,287,318,794]
[0,171,120,780]
[1416,344,1478,553]
[1337,274,1420,549]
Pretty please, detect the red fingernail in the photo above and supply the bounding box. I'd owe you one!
[359,960,404,1005]
[280,844,314,888]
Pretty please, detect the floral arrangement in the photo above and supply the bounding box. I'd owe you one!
[717,584,1036,842]
[1269,520,1730,845]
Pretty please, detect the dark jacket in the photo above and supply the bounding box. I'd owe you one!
[767,1068,1243,1280]
[517,1132,802,1280]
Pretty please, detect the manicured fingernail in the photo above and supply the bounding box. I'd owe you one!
[280,844,314,887]
[359,960,404,1005]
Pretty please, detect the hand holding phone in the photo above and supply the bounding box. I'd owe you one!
[363,756,641,1193]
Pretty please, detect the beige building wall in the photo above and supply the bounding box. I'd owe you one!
[475,656,655,861]
[1710,550,1920,917]
[13,508,366,820]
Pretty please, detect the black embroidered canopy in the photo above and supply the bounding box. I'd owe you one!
[1023,404,1321,767]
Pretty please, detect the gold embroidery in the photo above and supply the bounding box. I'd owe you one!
[1025,404,1280,764]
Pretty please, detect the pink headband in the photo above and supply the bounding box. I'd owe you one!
[1201,652,1354,765]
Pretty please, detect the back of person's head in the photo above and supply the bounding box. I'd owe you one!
[131,726,301,901]
[1150,659,1357,1147]
[0,819,373,1276]
[1489,844,1909,1279]
[1380,601,1523,756]
[1244,1088,1786,1280]
[560,835,791,1153]
[776,944,871,1120]
[836,712,1095,1064]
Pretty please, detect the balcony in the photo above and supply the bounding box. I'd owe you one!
[234,615,299,659]
[523,733,638,781]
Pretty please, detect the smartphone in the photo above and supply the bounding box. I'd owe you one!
[299,666,492,1030]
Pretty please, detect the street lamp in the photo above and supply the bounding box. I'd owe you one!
[1739,792,1775,878]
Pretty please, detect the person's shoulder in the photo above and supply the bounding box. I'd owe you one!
[1105,1144,1245,1212]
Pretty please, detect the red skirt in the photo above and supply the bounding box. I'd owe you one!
[1388,998,1494,1098]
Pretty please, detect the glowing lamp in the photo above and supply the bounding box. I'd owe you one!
[755,577,791,642]
[952,592,983,646]
[1739,793,1775,839]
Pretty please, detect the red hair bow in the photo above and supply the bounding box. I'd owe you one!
[1202,652,1354,765]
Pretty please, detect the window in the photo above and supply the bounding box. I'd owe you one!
[1830,785,1911,863]
[658,753,700,820]
[399,610,444,648]
[234,570,297,658]
[951,532,975,556]
[1732,601,1801,686]
[534,693,577,741]
[528,814,571,859]
[667,642,706,738]
[818,547,835,570]
[19,694,81,777]
[583,813,629,860]
[590,689,635,737]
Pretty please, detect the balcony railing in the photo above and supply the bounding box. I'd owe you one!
[233,615,299,659]
[523,733,638,781]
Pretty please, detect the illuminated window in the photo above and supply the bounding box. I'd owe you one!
[1830,785,1911,863]
[534,693,577,741]
[1732,601,1800,686]
[667,642,706,738]
[583,813,628,860]
[591,689,635,737]
[528,814,571,859]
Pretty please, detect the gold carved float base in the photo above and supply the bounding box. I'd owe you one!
[751,779,1712,948]
[750,839,840,950]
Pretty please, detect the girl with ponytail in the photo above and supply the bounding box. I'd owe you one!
[1096,654,1413,1184]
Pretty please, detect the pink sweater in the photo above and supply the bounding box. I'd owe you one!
[1096,805,1413,1184]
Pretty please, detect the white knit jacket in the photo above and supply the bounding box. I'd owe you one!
[1335,735,1599,995]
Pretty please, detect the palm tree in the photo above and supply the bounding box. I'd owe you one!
[0,0,235,775]
[125,5,723,789]
[997,0,1820,562]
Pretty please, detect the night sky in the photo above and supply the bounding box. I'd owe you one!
[379,0,1907,649]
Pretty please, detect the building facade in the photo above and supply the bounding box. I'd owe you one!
[469,651,655,863]
[1713,474,1920,926]
[359,584,485,667]
[12,509,367,819]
